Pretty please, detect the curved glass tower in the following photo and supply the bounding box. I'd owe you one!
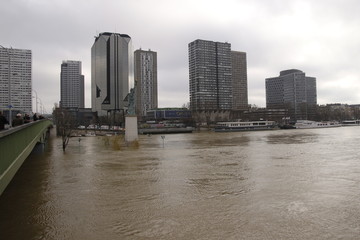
[91,32,134,116]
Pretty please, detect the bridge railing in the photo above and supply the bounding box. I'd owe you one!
[0,119,53,195]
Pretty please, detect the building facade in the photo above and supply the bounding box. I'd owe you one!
[0,47,32,116]
[134,49,158,117]
[188,39,248,113]
[60,60,84,108]
[146,108,191,121]
[266,69,317,120]
[91,32,134,116]
[231,51,248,110]
[188,39,232,111]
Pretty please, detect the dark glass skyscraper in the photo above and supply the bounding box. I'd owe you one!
[91,32,134,116]
[266,69,317,120]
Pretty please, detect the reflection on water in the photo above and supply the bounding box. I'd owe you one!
[265,131,319,145]
[1,127,360,239]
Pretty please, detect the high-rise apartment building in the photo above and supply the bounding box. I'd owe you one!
[266,69,317,120]
[231,51,248,110]
[134,49,158,117]
[91,32,134,116]
[188,39,232,111]
[0,47,32,115]
[60,60,84,108]
[188,39,248,111]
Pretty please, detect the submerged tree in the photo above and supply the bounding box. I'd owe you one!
[53,108,78,151]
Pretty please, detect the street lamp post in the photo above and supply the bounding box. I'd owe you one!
[39,98,45,114]
[0,45,12,127]
[32,89,38,113]
[32,89,47,115]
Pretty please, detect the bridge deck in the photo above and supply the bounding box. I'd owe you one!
[0,120,53,195]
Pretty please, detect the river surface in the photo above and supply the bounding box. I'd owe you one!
[1,127,360,239]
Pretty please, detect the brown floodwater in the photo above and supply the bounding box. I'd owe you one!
[1,127,360,239]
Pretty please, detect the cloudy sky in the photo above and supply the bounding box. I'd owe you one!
[1,0,360,113]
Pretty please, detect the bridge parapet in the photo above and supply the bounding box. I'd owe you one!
[0,120,53,195]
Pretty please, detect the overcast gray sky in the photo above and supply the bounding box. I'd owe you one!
[1,0,360,113]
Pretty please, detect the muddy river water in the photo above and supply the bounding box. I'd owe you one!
[1,127,360,239]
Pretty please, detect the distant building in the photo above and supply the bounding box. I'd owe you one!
[266,69,317,120]
[0,47,32,115]
[60,60,84,108]
[243,108,289,122]
[231,51,248,110]
[134,49,158,118]
[146,108,191,121]
[188,39,248,112]
[54,107,96,127]
[91,32,134,116]
[349,104,360,119]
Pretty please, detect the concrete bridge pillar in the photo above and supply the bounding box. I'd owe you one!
[125,116,138,143]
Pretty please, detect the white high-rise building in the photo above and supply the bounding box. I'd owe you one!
[134,49,158,117]
[91,32,134,116]
[0,47,32,115]
[60,60,84,108]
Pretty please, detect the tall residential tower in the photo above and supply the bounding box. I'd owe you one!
[188,39,232,111]
[0,47,32,115]
[134,49,158,117]
[231,51,248,110]
[60,60,84,108]
[188,39,248,112]
[91,32,134,116]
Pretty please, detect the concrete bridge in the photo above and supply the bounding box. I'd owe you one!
[0,120,53,195]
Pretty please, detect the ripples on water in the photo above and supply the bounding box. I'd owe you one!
[1,127,360,239]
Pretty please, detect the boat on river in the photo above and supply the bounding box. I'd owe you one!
[214,121,277,132]
[342,120,360,126]
[139,127,193,134]
[295,120,341,129]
